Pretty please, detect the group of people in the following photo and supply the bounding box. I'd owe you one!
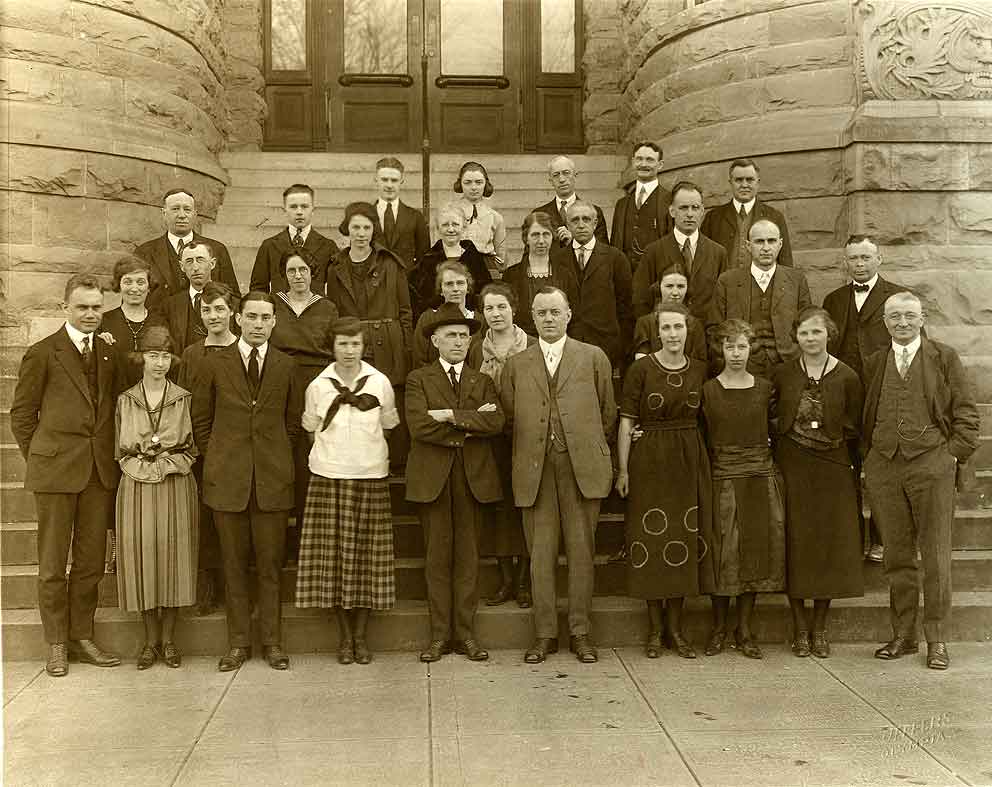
[10,144,980,679]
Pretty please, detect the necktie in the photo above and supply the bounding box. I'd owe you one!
[738,204,747,221]
[248,347,260,392]
[853,283,870,293]
[448,365,460,398]
[193,292,202,315]
[681,237,693,271]
[559,202,568,226]
[635,186,646,209]
[81,335,97,400]
[293,229,304,247]
[758,272,770,291]
[193,292,206,336]
[576,247,586,270]
[176,238,186,258]
[898,347,910,379]
[545,350,556,372]
[384,202,396,239]
[176,238,188,285]
[469,204,478,223]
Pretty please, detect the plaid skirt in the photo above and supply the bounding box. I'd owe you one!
[295,476,395,610]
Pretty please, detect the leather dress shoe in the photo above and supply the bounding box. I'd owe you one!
[704,630,726,657]
[68,639,121,667]
[734,630,763,659]
[811,631,830,659]
[353,639,372,665]
[926,642,950,670]
[454,639,489,661]
[791,631,811,658]
[516,587,532,609]
[337,638,355,665]
[570,635,598,663]
[486,583,514,606]
[645,631,662,659]
[46,643,68,677]
[524,637,558,663]
[419,640,451,663]
[136,644,159,670]
[162,642,182,668]
[218,646,251,672]
[671,633,697,659]
[874,637,918,660]
[264,645,290,670]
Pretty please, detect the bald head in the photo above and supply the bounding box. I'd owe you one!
[883,291,925,345]
[747,219,783,270]
[548,156,578,199]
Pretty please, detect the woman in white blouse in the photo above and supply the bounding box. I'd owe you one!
[295,316,399,665]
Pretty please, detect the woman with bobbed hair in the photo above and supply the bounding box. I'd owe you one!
[115,326,198,669]
[295,316,399,665]
[501,211,578,337]
[412,260,478,368]
[451,161,506,270]
[772,306,864,658]
[100,254,165,387]
[701,318,786,660]
[631,262,708,364]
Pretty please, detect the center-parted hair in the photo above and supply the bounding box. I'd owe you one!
[279,247,316,280]
[713,318,755,347]
[792,306,839,343]
[199,281,236,310]
[453,161,494,197]
[520,211,555,244]
[479,282,518,315]
[338,201,379,236]
[435,260,473,295]
[111,254,152,293]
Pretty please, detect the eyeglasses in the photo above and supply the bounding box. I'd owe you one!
[884,312,922,322]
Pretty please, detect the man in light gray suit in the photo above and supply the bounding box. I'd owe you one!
[500,286,616,664]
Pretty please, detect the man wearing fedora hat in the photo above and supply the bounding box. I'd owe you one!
[405,303,505,663]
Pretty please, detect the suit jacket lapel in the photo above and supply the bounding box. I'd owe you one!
[859,279,888,324]
[737,270,752,316]
[555,338,577,390]
[720,203,738,238]
[55,329,94,408]
[154,235,177,291]
[431,362,458,408]
[526,345,551,397]
[95,337,115,408]
[222,344,252,401]
[771,268,788,310]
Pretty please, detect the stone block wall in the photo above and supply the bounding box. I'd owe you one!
[614,0,992,398]
[1,0,265,330]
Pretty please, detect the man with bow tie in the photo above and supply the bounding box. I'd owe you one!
[405,303,505,663]
[11,273,126,676]
[708,219,811,377]
[136,188,241,309]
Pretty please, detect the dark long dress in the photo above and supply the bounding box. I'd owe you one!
[410,239,493,319]
[632,312,708,363]
[101,306,166,387]
[701,377,786,595]
[772,360,865,599]
[622,355,715,599]
[501,253,579,337]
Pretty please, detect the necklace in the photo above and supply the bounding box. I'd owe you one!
[140,380,168,445]
[800,355,829,388]
[124,313,147,351]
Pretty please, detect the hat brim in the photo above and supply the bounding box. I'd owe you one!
[421,313,481,338]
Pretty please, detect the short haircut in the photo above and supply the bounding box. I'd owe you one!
[659,261,689,280]
[328,316,364,347]
[521,210,555,244]
[565,199,598,219]
[375,156,405,173]
[162,187,195,204]
[885,290,924,314]
[748,218,782,240]
[671,180,703,202]
[283,183,314,201]
[548,155,576,173]
[111,254,152,293]
[435,202,466,228]
[479,282,518,314]
[729,158,760,175]
[532,285,570,309]
[64,272,103,303]
[632,141,663,158]
[279,247,316,280]
[435,260,473,295]
[180,240,216,261]
[656,301,690,319]
[200,281,236,310]
[792,306,839,343]
[845,233,878,249]
[453,161,494,197]
[713,318,755,346]
[239,290,276,314]
[338,201,378,236]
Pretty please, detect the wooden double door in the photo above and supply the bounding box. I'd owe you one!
[264,0,584,152]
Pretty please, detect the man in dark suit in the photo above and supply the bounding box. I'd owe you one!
[405,304,505,663]
[135,188,241,308]
[823,234,908,562]
[11,273,124,676]
[555,200,632,370]
[632,181,727,322]
[249,183,339,295]
[610,142,674,273]
[708,219,812,377]
[863,291,979,670]
[158,242,215,351]
[191,291,303,672]
[700,158,793,269]
[501,287,617,664]
[533,155,609,248]
[371,156,429,273]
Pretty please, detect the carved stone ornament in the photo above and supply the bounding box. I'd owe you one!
[856,1,992,99]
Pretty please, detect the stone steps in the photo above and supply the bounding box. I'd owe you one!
[5,592,992,661]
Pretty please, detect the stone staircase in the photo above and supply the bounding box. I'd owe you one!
[2,152,991,659]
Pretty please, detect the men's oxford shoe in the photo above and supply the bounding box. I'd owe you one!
[454,639,489,661]
[353,639,372,665]
[419,640,451,663]
[218,646,251,672]
[68,639,121,667]
[874,637,918,660]
[486,583,514,606]
[264,645,290,670]
[926,642,950,670]
[570,635,598,663]
[791,631,811,658]
[46,643,68,677]
[524,637,558,664]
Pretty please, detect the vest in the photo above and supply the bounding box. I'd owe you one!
[872,350,943,460]
[748,275,779,370]
[837,288,864,378]
[729,207,752,269]
[545,363,569,454]
[623,187,661,270]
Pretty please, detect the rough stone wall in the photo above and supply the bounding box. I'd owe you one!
[615,0,992,398]
[223,0,267,151]
[583,0,626,153]
[0,0,266,334]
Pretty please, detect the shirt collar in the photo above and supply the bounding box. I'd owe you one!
[673,228,699,247]
[320,360,372,383]
[189,284,205,302]
[572,237,596,252]
[892,335,922,357]
[238,338,268,363]
[751,263,777,282]
[854,274,879,291]
[168,231,194,252]
[636,180,658,198]
[733,198,756,215]
[557,194,576,210]
[64,322,92,348]
[539,335,567,356]
[288,225,311,241]
[438,358,464,376]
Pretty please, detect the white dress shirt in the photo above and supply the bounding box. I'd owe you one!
[732,198,756,216]
[892,335,922,371]
[237,338,268,371]
[635,179,658,206]
[64,322,94,354]
[438,358,465,385]
[673,228,699,259]
[168,231,195,255]
[853,274,878,312]
[572,237,596,269]
[556,193,576,217]
[377,199,399,228]
[751,263,777,292]
[288,224,312,244]
[539,335,567,376]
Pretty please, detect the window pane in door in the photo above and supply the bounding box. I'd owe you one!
[271,0,307,71]
[440,0,503,75]
[343,0,408,73]
[541,0,575,73]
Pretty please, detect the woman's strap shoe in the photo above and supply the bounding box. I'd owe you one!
[811,631,830,659]
[645,631,662,659]
[791,631,811,658]
[734,631,763,659]
[136,644,159,671]
[704,631,726,657]
[671,634,697,659]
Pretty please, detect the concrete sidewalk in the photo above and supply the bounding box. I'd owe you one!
[4,644,992,787]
